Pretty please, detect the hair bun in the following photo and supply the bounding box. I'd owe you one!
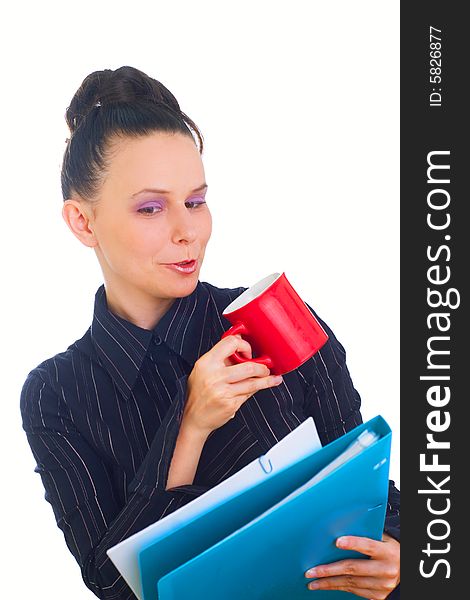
[65,66,181,134]
[62,65,204,202]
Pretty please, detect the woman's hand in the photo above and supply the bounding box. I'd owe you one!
[305,533,400,599]
[183,334,283,436]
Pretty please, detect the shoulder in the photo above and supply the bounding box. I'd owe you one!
[19,327,94,419]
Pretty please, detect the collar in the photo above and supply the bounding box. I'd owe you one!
[89,281,211,400]
[76,280,308,453]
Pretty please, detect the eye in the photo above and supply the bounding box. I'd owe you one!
[185,197,207,209]
[137,203,163,215]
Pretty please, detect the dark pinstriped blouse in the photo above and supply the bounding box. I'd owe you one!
[20,280,400,599]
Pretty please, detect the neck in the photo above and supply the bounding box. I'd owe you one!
[103,279,176,331]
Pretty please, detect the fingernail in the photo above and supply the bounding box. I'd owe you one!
[305,568,318,578]
[274,375,283,383]
[336,536,347,548]
[308,582,320,590]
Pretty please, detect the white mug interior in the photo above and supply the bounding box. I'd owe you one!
[222,272,281,315]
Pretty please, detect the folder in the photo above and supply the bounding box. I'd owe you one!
[137,415,391,600]
[107,415,323,599]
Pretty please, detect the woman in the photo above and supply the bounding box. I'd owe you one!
[20,66,400,599]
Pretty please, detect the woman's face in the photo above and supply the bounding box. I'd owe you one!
[74,132,212,302]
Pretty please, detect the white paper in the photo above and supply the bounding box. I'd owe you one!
[107,416,322,600]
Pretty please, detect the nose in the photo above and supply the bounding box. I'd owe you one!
[170,203,198,245]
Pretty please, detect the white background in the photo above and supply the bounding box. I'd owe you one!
[2,1,399,598]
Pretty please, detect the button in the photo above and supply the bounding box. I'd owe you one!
[153,335,163,345]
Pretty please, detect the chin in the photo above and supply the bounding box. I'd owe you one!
[163,273,199,296]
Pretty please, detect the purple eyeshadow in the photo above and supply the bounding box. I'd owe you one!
[138,200,164,210]
[190,197,206,204]
[135,193,207,213]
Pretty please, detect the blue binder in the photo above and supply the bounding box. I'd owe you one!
[139,415,392,600]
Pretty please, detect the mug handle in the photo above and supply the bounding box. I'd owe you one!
[221,322,274,369]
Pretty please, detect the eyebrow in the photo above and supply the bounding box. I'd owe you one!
[131,183,208,197]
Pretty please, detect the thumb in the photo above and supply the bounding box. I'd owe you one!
[233,334,253,360]
[215,333,252,361]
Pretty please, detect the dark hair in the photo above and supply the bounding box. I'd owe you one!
[61,66,204,202]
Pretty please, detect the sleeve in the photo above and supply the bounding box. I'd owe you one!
[298,304,400,544]
[20,370,209,600]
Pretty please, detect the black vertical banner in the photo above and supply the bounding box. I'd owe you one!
[401,2,466,598]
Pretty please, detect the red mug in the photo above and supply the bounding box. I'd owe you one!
[221,272,328,376]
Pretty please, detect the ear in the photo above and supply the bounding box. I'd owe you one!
[62,200,98,248]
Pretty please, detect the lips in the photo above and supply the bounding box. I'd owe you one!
[164,258,198,274]
[167,258,196,266]
[171,259,196,265]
